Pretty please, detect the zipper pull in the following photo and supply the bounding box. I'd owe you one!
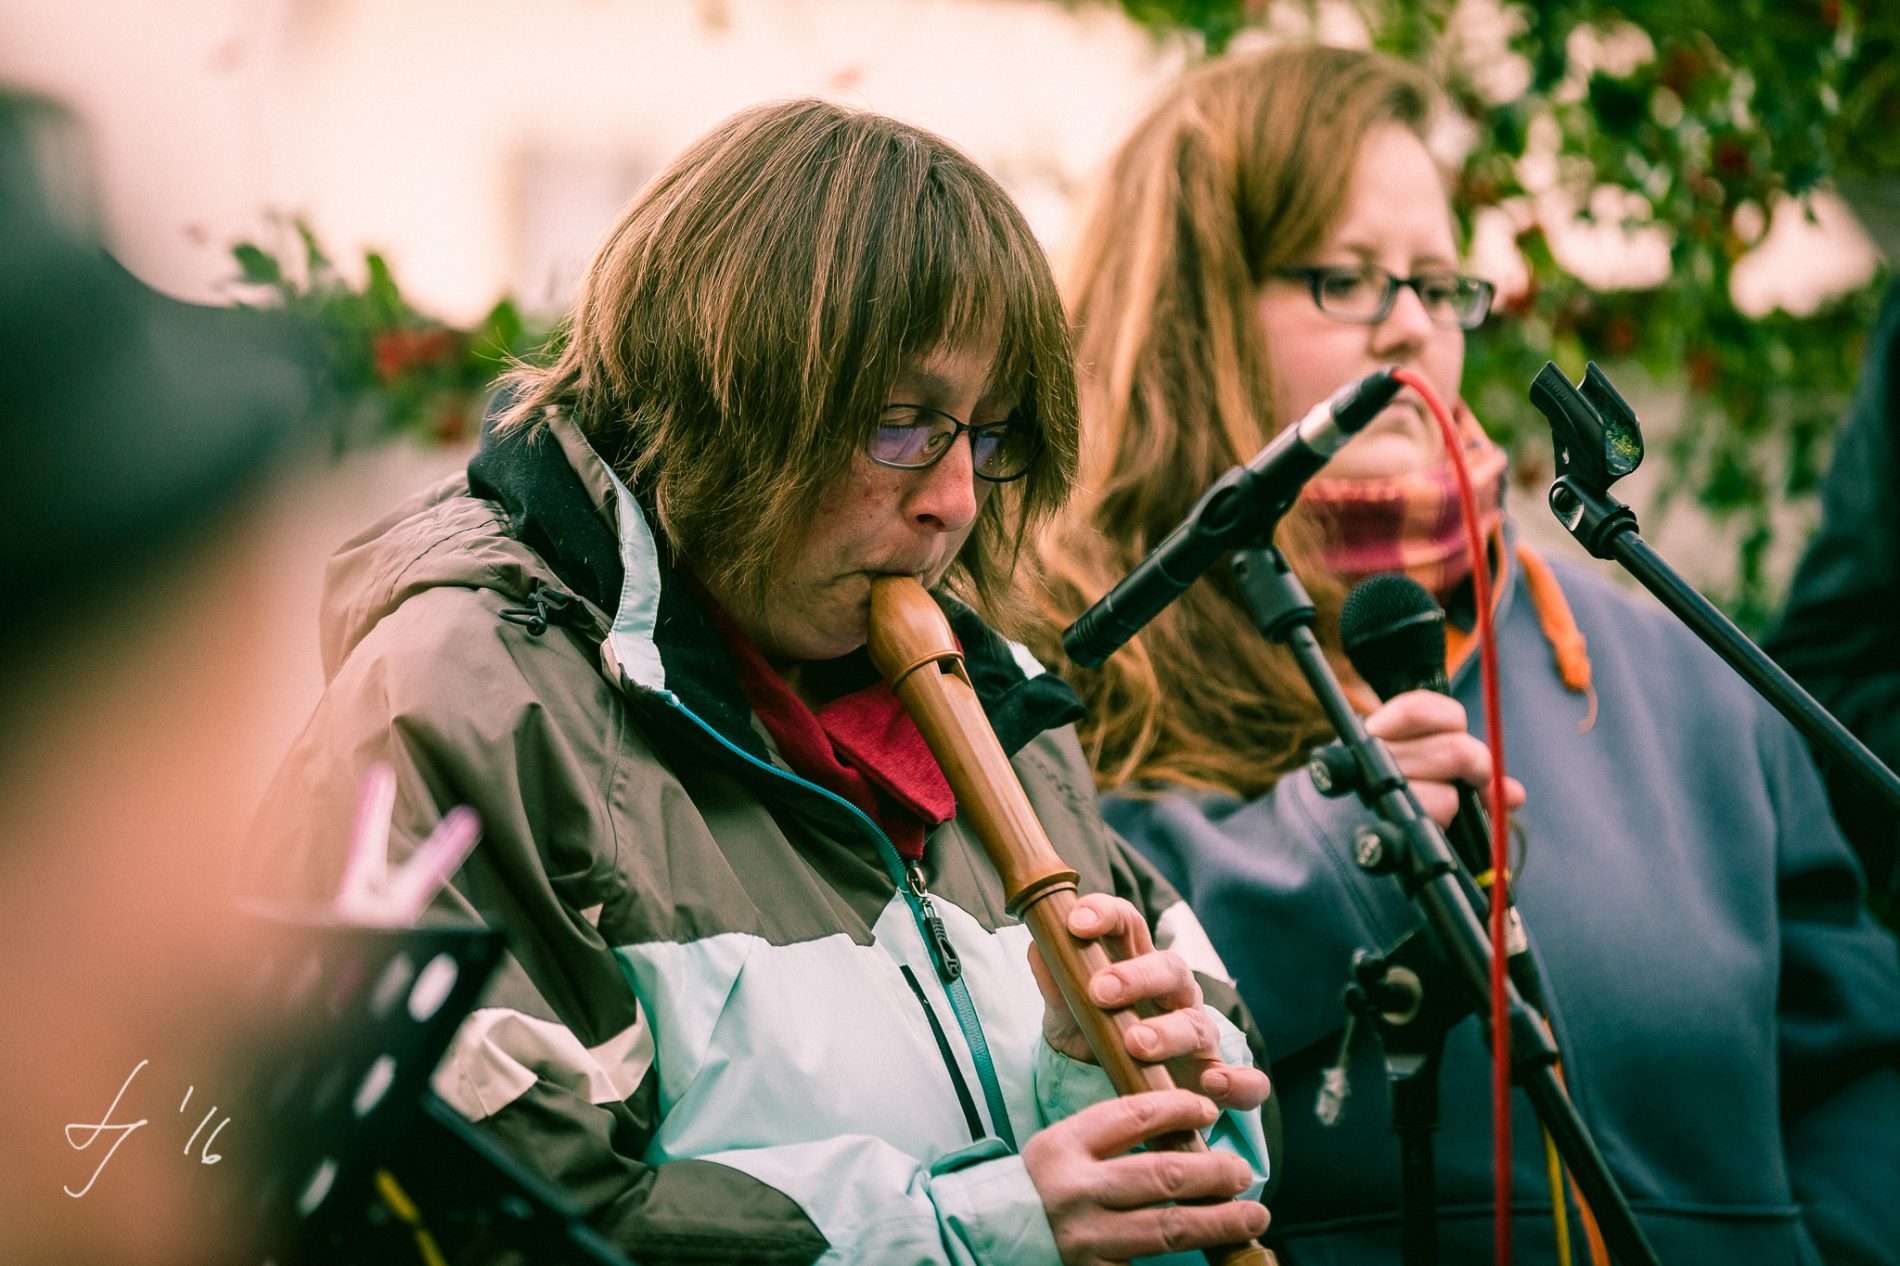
[907,863,962,982]
[924,909,961,982]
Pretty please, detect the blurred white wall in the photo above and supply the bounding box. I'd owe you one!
[0,0,1180,319]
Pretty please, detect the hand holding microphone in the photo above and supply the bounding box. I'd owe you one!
[1360,694,1524,831]
[1339,573,1542,1004]
[1340,574,1523,846]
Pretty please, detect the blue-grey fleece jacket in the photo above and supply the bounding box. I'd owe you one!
[1109,546,1900,1264]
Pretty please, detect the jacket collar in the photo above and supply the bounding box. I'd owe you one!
[466,408,1083,758]
[466,410,623,614]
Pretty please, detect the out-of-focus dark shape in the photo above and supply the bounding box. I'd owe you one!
[1766,276,1900,920]
[0,88,316,676]
[0,86,320,1264]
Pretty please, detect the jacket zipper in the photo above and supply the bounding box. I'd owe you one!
[907,861,962,981]
[656,691,1019,1151]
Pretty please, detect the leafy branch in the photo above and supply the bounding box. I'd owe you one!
[229,219,550,453]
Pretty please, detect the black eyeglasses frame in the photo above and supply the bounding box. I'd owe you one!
[1273,264,1495,330]
[865,404,1042,483]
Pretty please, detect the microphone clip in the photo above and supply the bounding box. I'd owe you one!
[1529,360,1645,560]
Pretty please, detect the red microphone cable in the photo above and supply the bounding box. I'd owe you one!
[1389,366,1513,1265]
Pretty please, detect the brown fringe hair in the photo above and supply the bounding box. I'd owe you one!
[495,98,1079,630]
[1034,45,1440,799]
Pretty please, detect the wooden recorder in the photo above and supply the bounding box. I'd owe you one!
[867,576,1275,1266]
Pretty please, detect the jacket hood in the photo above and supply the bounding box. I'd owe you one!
[315,469,562,680]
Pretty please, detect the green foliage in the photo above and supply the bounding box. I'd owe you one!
[1108,0,1896,629]
[1117,0,1249,48]
[228,219,550,453]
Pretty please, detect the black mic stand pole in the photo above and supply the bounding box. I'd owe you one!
[1227,541,1663,1266]
[1531,361,1900,818]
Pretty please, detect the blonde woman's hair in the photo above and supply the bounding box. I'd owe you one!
[497,98,1078,627]
[1036,44,1440,798]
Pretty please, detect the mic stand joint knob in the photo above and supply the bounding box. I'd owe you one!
[1352,821,1404,875]
[1308,743,1360,797]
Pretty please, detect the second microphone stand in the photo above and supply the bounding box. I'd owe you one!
[1227,541,1661,1266]
[1530,360,1900,825]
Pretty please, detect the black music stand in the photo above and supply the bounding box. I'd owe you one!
[238,919,634,1265]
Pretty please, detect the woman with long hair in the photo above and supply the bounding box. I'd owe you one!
[1041,44,1900,1264]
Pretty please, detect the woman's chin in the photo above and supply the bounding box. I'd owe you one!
[1324,430,1441,481]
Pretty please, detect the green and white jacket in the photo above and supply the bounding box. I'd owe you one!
[248,412,1278,1265]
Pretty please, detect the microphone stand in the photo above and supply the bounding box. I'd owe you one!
[1329,928,1471,1266]
[1227,541,1662,1266]
[1530,361,1900,818]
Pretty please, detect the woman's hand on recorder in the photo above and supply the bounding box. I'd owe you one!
[1028,893,1270,1110]
[1364,689,1526,828]
[1022,1088,1270,1265]
[1023,896,1271,1262]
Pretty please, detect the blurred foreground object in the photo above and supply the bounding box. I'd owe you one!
[0,87,322,1262]
[1767,277,1900,923]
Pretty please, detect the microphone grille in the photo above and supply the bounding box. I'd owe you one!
[1340,573,1449,700]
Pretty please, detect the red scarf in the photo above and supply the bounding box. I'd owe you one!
[1296,400,1508,602]
[701,596,955,863]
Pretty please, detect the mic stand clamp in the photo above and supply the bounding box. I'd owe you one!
[1228,542,1662,1266]
[1530,360,1900,819]
[1336,940,1468,1266]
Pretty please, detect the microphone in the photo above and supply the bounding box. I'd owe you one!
[1339,574,1483,866]
[1063,367,1402,669]
[1339,573,1543,1005]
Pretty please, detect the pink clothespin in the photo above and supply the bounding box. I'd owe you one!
[331,764,481,925]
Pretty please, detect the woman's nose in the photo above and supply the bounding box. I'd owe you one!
[906,434,982,533]
[1370,282,1435,358]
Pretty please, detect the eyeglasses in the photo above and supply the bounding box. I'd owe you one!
[1275,265,1494,330]
[867,404,1042,482]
